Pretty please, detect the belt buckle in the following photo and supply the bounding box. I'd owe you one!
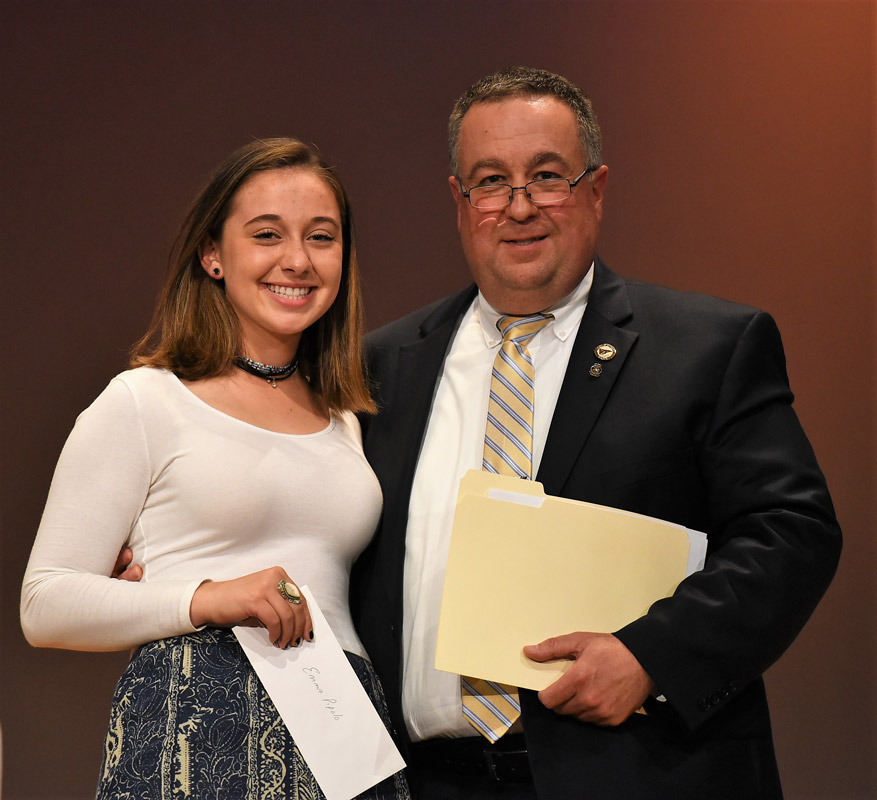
[483,747,529,782]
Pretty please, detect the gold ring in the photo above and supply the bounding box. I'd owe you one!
[277,579,302,604]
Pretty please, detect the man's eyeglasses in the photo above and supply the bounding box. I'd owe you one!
[459,166,599,210]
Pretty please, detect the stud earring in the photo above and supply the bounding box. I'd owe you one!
[212,268,221,276]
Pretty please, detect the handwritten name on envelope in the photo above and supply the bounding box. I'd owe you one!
[234,586,405,800]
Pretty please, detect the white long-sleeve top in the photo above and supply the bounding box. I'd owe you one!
[21,366,382,656]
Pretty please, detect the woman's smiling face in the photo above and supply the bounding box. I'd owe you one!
[200,167,343,359]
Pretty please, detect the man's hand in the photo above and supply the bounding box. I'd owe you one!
[523,632,655,725]
[112,547,142,582]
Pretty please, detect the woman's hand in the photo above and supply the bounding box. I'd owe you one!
[190,566,314,649]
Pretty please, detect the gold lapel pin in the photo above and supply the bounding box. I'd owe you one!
[589,363,603,377]
[595,343,617,361]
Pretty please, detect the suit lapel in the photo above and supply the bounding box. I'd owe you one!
[361,288,476,645]
[392,314,462,473]
[537,260,638,497]
[376,286,477,539]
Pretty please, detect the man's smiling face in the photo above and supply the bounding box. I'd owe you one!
[449,95,608,315]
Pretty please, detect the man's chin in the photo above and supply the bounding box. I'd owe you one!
[479,281,562,316]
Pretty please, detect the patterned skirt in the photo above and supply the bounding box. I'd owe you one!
[97,628,410,800]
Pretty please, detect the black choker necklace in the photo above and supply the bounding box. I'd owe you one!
[234,355,299,388]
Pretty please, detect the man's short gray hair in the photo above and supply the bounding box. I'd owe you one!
[448,66,602,178]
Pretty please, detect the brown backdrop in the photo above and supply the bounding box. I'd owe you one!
[2,2,874,798]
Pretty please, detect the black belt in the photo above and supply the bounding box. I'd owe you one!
[408,734,531,783]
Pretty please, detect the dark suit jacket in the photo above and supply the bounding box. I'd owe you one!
[352,259,841,799]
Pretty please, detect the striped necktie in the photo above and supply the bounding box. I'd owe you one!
[461,312,554,741]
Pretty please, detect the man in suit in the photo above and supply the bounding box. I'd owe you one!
[352,66,841,798]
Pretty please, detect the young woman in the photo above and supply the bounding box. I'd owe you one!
[21,138,409,799]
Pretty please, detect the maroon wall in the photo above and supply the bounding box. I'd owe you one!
[2,2,874,797]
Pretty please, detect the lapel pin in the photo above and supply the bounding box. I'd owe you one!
[595,343,617,361]
[589,363,603,377]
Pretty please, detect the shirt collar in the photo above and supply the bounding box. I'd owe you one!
[474,262,594,347]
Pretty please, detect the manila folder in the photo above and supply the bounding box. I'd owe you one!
[435,470,692,691]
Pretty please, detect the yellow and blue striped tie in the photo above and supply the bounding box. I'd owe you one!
[461,312,554,741]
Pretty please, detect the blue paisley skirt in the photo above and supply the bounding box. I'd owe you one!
[97,628,410,800]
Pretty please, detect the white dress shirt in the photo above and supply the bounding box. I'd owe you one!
[401,266,594,740]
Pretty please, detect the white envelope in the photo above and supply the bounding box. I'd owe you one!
[234,586,405,800]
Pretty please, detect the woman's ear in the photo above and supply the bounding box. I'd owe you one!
[199,239,223,279]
